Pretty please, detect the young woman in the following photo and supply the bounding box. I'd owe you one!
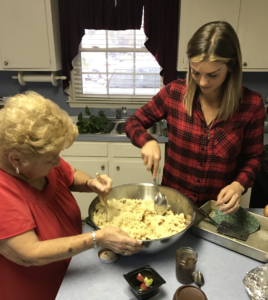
[125,21,265,214]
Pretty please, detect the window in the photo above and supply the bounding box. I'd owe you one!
[69,18,163,108]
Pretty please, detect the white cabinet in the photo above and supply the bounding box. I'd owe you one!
[237,0,268,70]
[61,141,166,219]
[110,158,155,187]
[109,143,165,187]
[177,0,240,71]
[177,0,268,71]
[61,142,108,219]
[61,142,108,157]
[61,157,108,220]
[0,0,61,71]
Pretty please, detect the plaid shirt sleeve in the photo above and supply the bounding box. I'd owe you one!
[234,89,265,190]
[125,81,175,148]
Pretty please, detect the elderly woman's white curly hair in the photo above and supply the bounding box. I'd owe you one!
[0,91,78,156]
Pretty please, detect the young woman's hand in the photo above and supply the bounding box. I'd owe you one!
[96,227,144,256]
[215,181,245,214]
[141,140,161,179]
[87,174,113,197]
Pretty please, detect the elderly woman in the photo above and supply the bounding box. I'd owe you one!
[0,91,143,300]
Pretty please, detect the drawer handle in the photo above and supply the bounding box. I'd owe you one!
[101,165,105,170]
[116,166,120,171]
[4,61,8,66]
[243,62,247,67]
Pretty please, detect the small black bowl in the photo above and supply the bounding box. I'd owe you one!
[123,265,166,300]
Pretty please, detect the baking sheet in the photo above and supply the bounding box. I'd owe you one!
[191,200,268,262]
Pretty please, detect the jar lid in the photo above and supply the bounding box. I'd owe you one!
[173,285,207,300]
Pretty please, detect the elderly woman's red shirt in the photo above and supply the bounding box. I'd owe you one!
[0,158,82,300]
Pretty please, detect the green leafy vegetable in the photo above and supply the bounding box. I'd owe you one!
[76,107,111,134]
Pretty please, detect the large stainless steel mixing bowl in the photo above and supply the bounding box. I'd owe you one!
[88,183,196,254]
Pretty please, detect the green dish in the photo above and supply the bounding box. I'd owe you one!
[212,206,259,234]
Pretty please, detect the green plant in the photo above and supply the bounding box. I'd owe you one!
[77,106,111,134]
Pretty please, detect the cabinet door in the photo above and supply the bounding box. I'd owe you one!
[238,0,268,70]
[61,141,108,157]
[61,157,109,220]
[109,143,165,187]
[0,0,61,70]
[0,0,50,69]
[110,158,160,187]
[177,0,240,71]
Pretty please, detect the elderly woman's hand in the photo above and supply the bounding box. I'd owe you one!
[87,174,113,197]
[215,181,245,214]
[96,227,144,256]
[87,175,113,197]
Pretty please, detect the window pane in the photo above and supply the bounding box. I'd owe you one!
[113,61,134,73]
[82,74,107,95]
[82,30,106,48]
[109,74,133,95]
[107,52,133,73]
[81,52,106,73]
[136,53,160,73]
[135,75,160,95]
[108,30,134,48]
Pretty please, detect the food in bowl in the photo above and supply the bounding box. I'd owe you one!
[93,198,188,240]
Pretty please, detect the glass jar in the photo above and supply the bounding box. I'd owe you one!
[175,247,198,284]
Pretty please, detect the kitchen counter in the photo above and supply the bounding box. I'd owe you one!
[56,209,264,300]
[75,131,268,144]
[70,116,169,143]
[76,133,168,143]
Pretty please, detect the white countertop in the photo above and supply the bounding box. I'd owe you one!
[56,209,264,300]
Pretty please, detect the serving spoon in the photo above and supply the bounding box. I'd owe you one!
[96,173,119,221]
[152,177,168,215]
[151,165,168,215]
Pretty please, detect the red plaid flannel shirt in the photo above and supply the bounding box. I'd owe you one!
[125,79,265,206]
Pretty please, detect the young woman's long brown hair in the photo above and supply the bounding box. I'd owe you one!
[183,21,243,121]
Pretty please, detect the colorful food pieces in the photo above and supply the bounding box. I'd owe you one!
[136,273,145,282]
[145,278,153,287]
[138,275,154,291]
[140,283,147,291]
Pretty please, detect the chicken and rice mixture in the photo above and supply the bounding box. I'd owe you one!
[93,198,187,240]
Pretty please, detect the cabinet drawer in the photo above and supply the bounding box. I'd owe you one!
[61,142,108,157]
[112,143,141,158]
